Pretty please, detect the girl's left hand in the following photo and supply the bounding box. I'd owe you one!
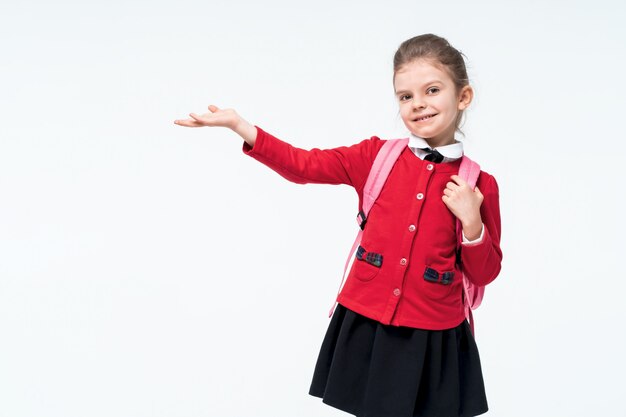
[442,175,484,240]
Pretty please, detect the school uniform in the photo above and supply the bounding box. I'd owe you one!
[243,127,502,417]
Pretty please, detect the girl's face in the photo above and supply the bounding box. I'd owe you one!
[394,59,473,148]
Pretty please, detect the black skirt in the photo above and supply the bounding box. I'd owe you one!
[309,304,488,417]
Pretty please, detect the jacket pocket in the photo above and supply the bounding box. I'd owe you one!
[352,245,382,282]
[420,257,457,300]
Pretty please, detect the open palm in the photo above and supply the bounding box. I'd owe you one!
[174,105,240,129]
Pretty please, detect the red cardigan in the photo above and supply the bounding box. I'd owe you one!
[243,127,502,330]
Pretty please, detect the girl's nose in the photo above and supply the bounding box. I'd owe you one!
[412,97,426,110]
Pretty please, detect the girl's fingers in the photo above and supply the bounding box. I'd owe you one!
[187,113,202,124]
[450,175,467,186]
[176,105,226,127]
[174,118,202,127]
[189,113,213,125]
[446,181,459,190]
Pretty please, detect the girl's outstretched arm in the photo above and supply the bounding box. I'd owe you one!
[175,106,383,190]
[174,105,257,147]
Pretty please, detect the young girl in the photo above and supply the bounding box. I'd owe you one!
[175,34,502,417]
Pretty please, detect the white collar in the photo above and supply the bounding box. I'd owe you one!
[408,133,464,162]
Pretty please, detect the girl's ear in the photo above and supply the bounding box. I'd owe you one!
[457,85,474,110]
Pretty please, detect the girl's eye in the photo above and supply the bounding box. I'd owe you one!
[426,87,440,94]
[399,94,411,101]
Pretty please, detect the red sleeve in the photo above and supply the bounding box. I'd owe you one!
[242,126,383,191]
[460,173,503,286]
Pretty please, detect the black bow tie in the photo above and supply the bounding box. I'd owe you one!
[421,148,444,163]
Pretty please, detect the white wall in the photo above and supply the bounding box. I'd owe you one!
[1,0,624,416]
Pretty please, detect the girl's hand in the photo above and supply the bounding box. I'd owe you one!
[442,175,484,241]
[174,105,257,146]
[174,105,240,129]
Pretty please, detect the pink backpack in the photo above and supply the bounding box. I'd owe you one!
[329,138,485,335]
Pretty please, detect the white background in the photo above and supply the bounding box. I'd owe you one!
[1,1,625,416]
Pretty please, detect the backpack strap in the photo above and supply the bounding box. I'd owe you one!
[456,156,481,244]
[458,155,481,189]
[328,138,409,317]
[361,139,410,223]
[456,155,483,335]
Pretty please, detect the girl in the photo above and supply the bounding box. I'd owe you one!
[174,34,502,417]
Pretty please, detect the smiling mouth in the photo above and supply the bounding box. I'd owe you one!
[414,114,437,122]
